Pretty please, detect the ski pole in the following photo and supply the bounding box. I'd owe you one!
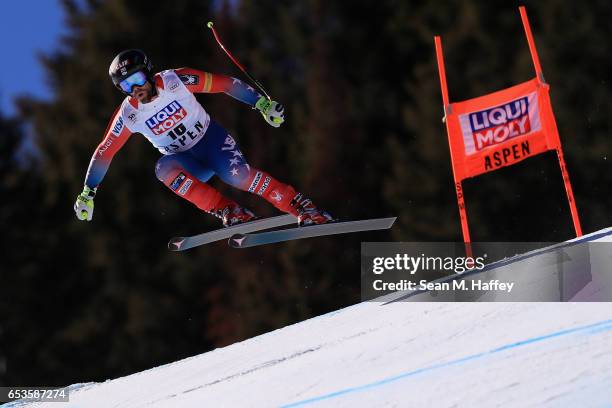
[206,21,272,100]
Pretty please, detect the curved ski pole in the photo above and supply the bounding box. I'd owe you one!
[206,21,272,101]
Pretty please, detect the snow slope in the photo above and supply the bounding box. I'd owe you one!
[11,229,612,408]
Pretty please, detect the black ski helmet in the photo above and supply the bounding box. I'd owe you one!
[109,49,153,94]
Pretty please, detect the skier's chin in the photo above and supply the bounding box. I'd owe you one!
[134,90,150,103]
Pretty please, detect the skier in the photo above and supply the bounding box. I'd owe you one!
[74,49,334,227]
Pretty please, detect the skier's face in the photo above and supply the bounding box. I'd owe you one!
[132,81,154,103]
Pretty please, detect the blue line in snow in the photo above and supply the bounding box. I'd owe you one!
[280,318,612,407]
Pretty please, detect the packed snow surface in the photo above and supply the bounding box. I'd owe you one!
[12,228,612,408]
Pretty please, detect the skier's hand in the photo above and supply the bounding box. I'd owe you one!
[255,96,285,128]
[74,186,96,221]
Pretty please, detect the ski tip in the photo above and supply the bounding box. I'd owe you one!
[228,233,247,248]
[168,237,186,251]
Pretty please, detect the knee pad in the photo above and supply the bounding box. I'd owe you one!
[156,158,232,213]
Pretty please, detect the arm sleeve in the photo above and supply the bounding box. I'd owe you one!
[174,67,262,106]
[83,107,133,189]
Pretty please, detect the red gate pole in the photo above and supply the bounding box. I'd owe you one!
[519,6,583,237]
[434,36,472,244]
[556,148,583,236]
[519,6,544,82]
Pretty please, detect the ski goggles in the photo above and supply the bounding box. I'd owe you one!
[119,71,148,94]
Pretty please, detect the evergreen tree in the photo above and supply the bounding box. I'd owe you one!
[3,0,611,386]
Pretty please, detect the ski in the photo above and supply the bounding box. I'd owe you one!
[168,214,297,251]
[228,217,397,248]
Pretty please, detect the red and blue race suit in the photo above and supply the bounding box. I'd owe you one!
[84,68,299,216]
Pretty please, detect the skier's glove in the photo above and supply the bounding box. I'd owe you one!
[255,96,285,128]
[74,186,96,221]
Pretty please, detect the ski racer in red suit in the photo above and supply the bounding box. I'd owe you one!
[74,49,334,227]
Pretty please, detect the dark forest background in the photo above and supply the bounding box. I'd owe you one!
[1,0,611,386]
